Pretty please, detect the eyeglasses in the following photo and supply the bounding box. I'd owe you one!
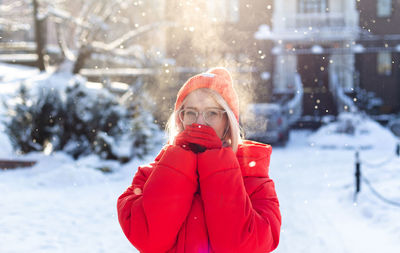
[178,108,227,126]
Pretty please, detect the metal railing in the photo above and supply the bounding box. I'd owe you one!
[354,149,400,207]
[282,73,304,126]
[286,12,346,29]
[329,71,357,114]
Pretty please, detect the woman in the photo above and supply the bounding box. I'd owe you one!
[117,67,281,253]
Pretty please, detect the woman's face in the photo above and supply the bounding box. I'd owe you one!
[181,89,228,139]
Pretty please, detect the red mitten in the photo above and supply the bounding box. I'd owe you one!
[174,130,191,150]
[174,130,206,153]
[174,123,223,153]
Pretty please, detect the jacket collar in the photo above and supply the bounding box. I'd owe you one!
[236,140,272,177]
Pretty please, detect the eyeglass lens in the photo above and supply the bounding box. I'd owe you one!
[179,109,225,125]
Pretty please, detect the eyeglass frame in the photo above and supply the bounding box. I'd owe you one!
[178,108,227,126]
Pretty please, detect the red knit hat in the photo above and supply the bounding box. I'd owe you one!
[174,67,239,121]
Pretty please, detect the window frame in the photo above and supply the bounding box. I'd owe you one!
[377,52,392,76]
[297,0,329,14]
[377,0,392,18]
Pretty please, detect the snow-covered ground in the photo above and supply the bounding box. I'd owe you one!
[272,130,400,253]
[1,63,400,252]
[1,130,399,253]
[0,151,157,253]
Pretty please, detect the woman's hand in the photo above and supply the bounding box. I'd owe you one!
[174,123,222,153]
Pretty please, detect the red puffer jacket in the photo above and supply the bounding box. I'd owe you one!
[117,140,281,253]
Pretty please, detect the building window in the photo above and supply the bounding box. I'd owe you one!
[298,0,328,13]
[377,52,392,76]
[207,0,239,23]
[377,0,392,17]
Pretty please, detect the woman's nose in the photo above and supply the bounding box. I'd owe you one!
[196,113,206,125]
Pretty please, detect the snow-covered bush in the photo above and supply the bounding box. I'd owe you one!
[334,112,359,135]
[2,77,161,162]
[355,88,383,114]
[308,112,398,150]
[122,91,162,158]
[2,83,66,154]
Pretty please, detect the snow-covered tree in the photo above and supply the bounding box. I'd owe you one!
[1,0,168,72]
[42,0,168,73]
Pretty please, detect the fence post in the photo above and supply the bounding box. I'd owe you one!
[396,143,400,157]
[354,150,361,202]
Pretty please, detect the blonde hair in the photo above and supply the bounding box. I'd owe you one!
[166,88,243,153]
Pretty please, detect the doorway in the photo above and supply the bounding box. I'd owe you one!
[297,53,337,117]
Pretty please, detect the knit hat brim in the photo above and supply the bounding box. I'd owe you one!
[174,67,239,121]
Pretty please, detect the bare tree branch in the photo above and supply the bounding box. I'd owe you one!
[46,6,91,29]
[55,22,76,61]
[91,22,174,52]
[0,18,31,31]
[0,1,25,12]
